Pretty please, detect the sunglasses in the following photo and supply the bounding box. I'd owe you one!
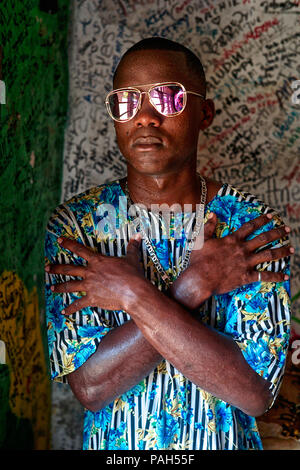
[105,81,205,122]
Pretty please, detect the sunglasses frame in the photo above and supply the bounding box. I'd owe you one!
[105,81,205,123]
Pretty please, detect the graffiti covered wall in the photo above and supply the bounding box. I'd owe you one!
[0,0,70,449]
[52,0,300,449]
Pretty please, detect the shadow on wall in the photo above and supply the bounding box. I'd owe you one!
[0,366,34,449]
[51,383,84,450]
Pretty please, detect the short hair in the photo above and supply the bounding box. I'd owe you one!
[113,37,206,97]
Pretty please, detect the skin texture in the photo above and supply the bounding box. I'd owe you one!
[46,49,293,416]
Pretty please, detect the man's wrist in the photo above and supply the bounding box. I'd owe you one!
[170,273,213,309]
[122,276,155,313]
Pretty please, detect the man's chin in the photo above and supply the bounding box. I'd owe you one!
[126,159,174,177]
[125,151,170,172]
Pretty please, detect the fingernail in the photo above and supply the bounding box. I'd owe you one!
[50,285,55,291]
[285,226,291,233]
[57,237,63,243]
[266,213,273,219]
[61,309,65,315]
[45,265,50,272]
[284,275,289,280]
[290,247,295,253]
[208,212,214,219]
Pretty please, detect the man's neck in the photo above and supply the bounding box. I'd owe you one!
[122,170,203,212]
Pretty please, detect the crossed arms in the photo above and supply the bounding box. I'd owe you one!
[45,211,292,417]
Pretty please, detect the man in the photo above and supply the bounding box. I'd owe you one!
[45,37,292,450]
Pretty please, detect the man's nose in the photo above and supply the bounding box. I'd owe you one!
[134,93,163,127]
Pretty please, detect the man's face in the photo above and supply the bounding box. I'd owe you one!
[112,49,213,177]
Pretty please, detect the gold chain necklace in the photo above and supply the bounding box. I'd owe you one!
[124,175,207,288]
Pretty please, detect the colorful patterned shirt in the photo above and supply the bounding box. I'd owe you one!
[44,179,291,450]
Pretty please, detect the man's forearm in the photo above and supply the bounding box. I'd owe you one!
[67,318,162,412]
[124,277,273,417]
[66,276,211,412]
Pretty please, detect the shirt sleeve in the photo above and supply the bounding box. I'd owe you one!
[215,204,291,407]
[44,204,113,383]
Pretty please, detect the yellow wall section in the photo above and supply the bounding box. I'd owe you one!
[0,271,50,449]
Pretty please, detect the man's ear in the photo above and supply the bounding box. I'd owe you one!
[199,99,215,130]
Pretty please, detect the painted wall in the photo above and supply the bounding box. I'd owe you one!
[51,0,300,450]
[0,0,70,449]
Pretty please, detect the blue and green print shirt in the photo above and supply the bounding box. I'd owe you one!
[45,180,291,450]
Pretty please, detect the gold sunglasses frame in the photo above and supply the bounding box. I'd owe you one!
[105,81,205,123]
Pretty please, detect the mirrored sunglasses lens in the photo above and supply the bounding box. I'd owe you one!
[150,84,185,115]
[108,90,139,121]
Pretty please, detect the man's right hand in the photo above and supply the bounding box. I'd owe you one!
[170,212,293,310]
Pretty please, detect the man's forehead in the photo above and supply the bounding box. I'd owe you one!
[113,49,196,88]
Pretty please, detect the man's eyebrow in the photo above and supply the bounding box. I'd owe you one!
[113,83,154,89]
[113,82,181,89]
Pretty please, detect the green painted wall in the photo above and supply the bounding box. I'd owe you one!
[0,0,69,449]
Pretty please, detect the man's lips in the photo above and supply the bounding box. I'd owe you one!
[133,136,162,146]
